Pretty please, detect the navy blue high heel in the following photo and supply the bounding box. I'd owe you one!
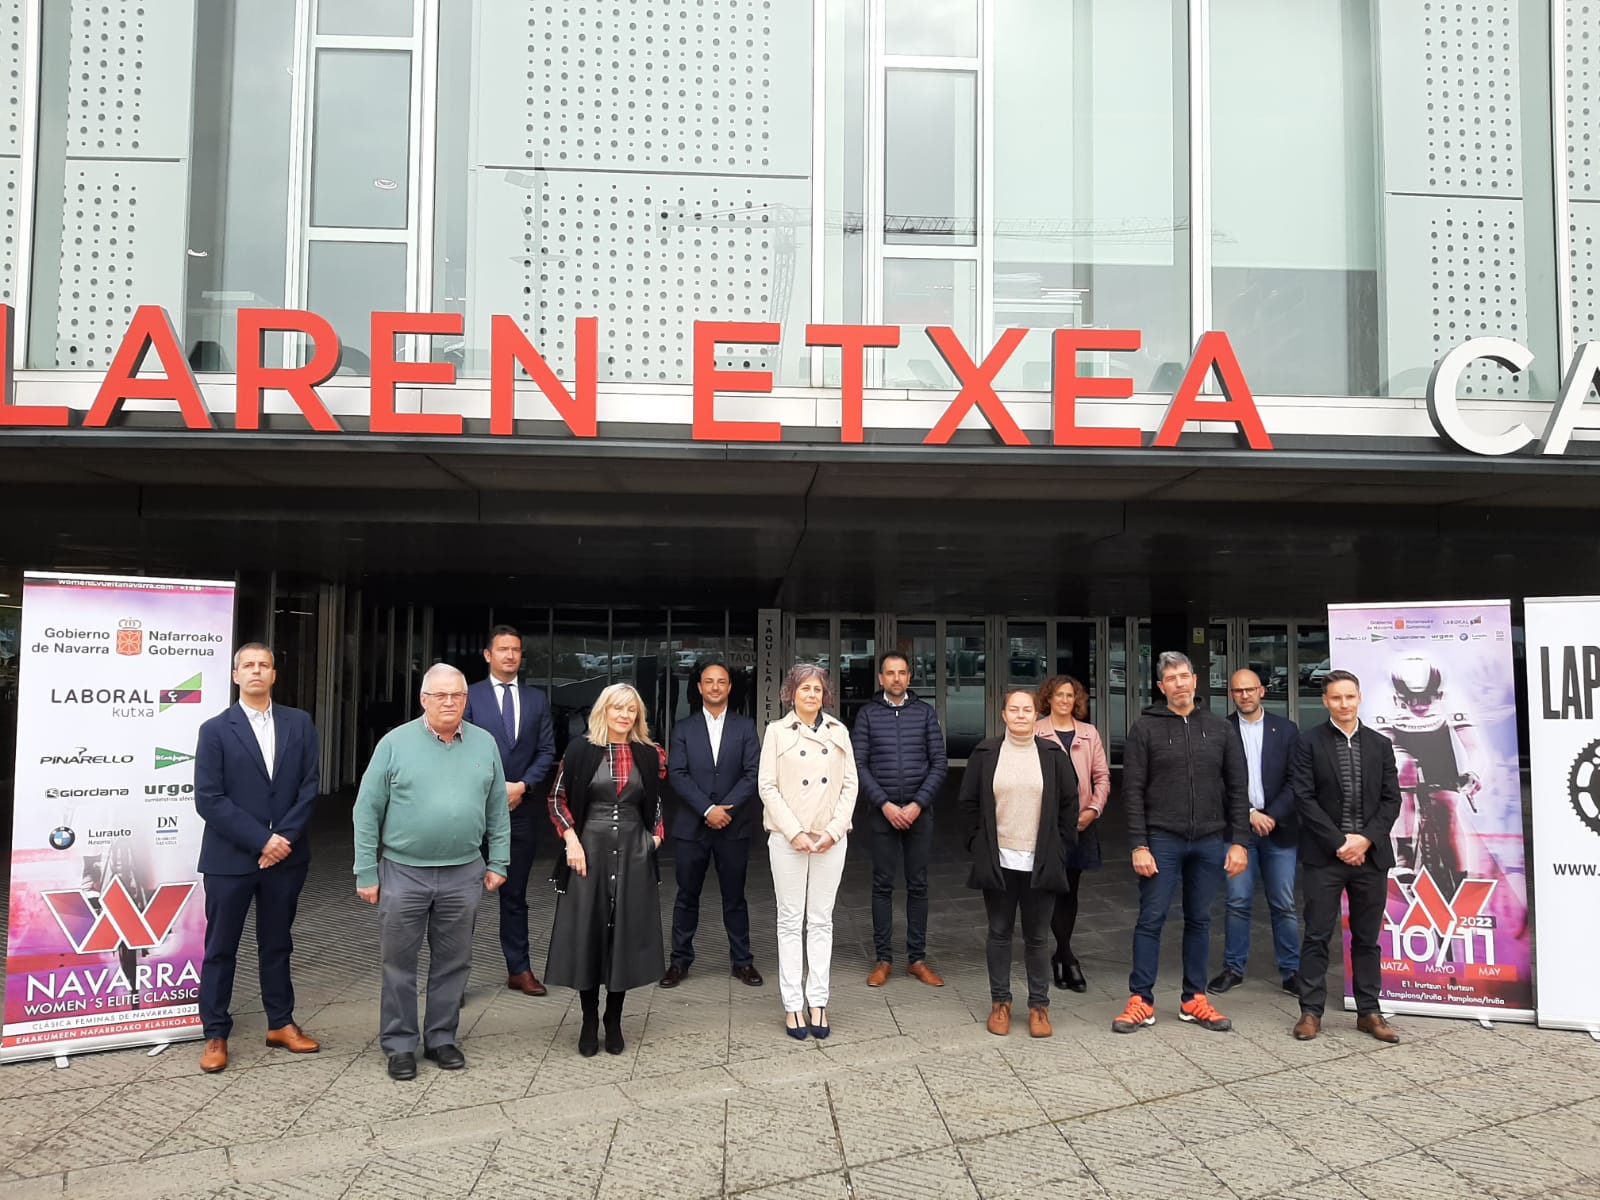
[807,1006,830,1039]
[785,1011,809,1040]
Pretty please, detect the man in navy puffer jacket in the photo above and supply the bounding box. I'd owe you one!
[853,652,948,987]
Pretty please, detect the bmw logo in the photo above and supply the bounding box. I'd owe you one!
[49,826,75,851]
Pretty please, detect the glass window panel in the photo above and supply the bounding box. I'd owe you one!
[551,611,611,754]
[318,0,416,37]
[1205,623,1231,717]
[1108,619,1128,760]
[894,620,939,696]
[838,619,877,727]
[885,0,978,57]
[885,70,976,246]
[1005,622,1047,691]
[945,621,986,758]
[1245,623,1291,718]
[492,609,552,694]
[1297,623,1330,721]
[311,49,412,230]
[883,258,977,388]
[726,611,759,720]
[1210,0,1558,400]
[1055,619,1098,727]
[992,0,1189,393]
[667,610,727,725]
[608,611,669,731]
[305,240,408,373]
[821,0,868,382]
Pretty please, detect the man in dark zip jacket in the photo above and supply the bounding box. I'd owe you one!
[1112,651,1251,1036]
[853,652,948,987]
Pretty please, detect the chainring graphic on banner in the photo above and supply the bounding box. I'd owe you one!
[1569,738,1600,837]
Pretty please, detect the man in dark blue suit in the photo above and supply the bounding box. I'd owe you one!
[464,624,556,995]
[194,643,322,1073]
[661,660,763,987]
[1211,668,1303,995]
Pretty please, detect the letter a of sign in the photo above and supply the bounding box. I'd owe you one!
[84,306,213,429]
[1152,332,1271,450]
[923,327,1030,446]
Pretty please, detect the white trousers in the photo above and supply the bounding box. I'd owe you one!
[768,831,849,1012]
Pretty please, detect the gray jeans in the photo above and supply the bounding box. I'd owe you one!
[377,857,483,1055]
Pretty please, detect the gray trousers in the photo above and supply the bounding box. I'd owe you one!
[377,856,483,1055]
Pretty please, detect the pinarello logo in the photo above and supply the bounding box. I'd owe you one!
[1569,739,1600,838]
[40,880,196,953]
[1398,867,1495,952]
[116,618,143,656]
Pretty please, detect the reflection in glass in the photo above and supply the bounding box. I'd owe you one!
[1055,620,1098,726]
[317,0,416,37]
[311,50,412,230]
[883,259,977,388]
[1005,623,1047,690]
[1297,624,1331,718]
[821,0,867,370]
[837,620,877,728]
[668,611,726,725]
[551,612,611,755]
[606,610,669,730]
[885,70,977,246]
[1108,620,1128,759]
[895,621,939,697]
[1205,623,1230,716]
[884,0,977,57]
[306,241,407,372]
[945,622,986,758]
[1245,624,1291,718]
[992,0,1189,392]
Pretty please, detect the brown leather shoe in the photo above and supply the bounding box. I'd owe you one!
[1292,1012,1322,1041]
[866,960,892,987]
[507,970,548,996]
[265,1024,320,1053]
[199,1038,228,1073]
[1356,1013,1400,1044]
[986,1001,1011,1036]
[1028,1006,1053,1038]
[907,961,945,987]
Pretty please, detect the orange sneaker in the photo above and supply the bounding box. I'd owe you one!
[1111,995,1156,1033]
[1179,993,1233,1031]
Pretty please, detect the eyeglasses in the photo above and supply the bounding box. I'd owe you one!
[422,692,468,703]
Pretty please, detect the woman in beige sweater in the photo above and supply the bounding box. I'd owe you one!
[758,663,859,1040]
[959,688,1079,1038]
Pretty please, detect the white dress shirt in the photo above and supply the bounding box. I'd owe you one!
[1239,712,1265,811]
[702,707,729,817]
[241,701,274,779]
[492,677,520,739]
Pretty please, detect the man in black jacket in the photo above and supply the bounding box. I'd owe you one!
[853,652,948,987]
[1291,669,1403,1044]
[1113,652,1251,1035]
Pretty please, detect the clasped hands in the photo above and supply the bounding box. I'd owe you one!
[788,830,837,854]
[880,801,921,830]
[1336,833,1371,866]
[258,833,291,870]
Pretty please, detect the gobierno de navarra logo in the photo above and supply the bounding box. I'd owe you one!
[1569,738,1600,838]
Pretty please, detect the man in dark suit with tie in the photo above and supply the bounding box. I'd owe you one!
[464,624,556,996]
[1292,668,1403,1044]
[661,659,763,987]
[193,642,322,1073]
[1211,668,1302,995]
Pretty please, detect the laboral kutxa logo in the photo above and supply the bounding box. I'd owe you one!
[48,674,201,713]
[160,674,202,711]
[40,879,197,953]
[155,746,195,770]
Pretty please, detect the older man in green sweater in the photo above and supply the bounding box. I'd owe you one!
[354,663,511,1081]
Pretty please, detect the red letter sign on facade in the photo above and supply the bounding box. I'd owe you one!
[84,306,212,429]
[692,321,782,441]
[0,303,70,427]
[923,326,1030,446]
[233,309,343,432]
[490,315,598,437]
[1153,331,1272,450]
[804,323,901,442]
[370,312,463,436]
[1051,329,1143,447]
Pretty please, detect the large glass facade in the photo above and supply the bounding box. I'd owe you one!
[9,0,1591,403]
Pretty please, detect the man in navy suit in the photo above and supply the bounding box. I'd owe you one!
[194,643,322,1073]
[661,660,763,987]
[1211,668,1302,995]
[464,624,556,995]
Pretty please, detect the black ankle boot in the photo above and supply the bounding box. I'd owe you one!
[603,990,626,1055]
[578,987,600,1057]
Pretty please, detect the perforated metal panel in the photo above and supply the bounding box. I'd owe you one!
[1571,2,1600,344]
[49,162,188,368]
[0,158,16,305]
[64,1,195,159]
[0,0,24,304]
[1574,206,1600,345]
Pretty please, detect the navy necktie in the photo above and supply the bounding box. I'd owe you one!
[500,682,516,741]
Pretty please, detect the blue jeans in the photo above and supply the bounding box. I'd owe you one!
[1222,836,1300,977]
[1128,833,1226,1004]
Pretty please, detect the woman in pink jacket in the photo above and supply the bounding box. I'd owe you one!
[1034,674,1111,992]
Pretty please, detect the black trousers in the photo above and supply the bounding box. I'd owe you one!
[982,868,1054,1009]
[869,809,933,964]
[498,802,541,974]
[200,862,309,1039]
[1298,857,1387,1016]
[1050,868,1085,965]
[669,833,752,968]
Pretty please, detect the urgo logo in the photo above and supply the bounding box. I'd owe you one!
[40,879,196,953]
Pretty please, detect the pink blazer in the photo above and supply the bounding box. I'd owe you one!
[1034,716,1111,815]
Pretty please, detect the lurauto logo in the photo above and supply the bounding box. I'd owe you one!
[40,880,197,953]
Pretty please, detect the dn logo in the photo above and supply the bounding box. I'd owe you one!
[156,816,179,830]
[40,880,196,953]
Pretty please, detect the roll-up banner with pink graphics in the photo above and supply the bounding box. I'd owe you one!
[1327,600,1532,1022]
[2,571,235,1062]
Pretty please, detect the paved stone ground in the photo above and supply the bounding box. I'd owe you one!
[3,806,1599,1200]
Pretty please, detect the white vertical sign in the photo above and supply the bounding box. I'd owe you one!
[1524,595,1600,1034]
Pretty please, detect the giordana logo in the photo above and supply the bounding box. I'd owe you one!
[116,618,143,655]
[155,747,195,770]
[39,746,135,766]
[41,880,196,953]
[159,674,202,711]
[49,827,75,850]
[1568,739,1600,838]
[45,787,130,799]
